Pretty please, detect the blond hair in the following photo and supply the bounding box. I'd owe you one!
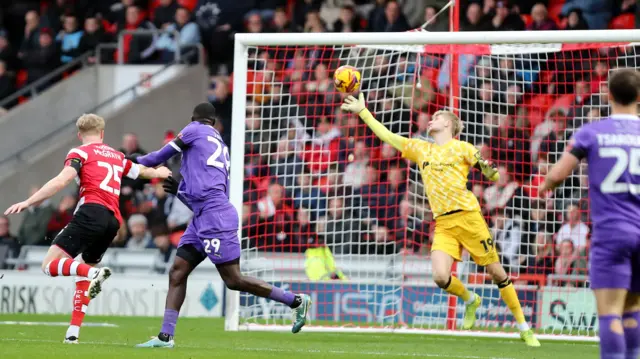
[76,114,105,135]
[432,110,463,137]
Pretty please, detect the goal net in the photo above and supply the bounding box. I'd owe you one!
[228,30,640,341]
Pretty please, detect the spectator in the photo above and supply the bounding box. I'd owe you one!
[57,14,83,64]
[462,3,485,31]
[556,203,589,251]
[555,239,577,279]
[155,7,200,63]
[284,207,318,252]
[252,183,295,249]
[303,10,326,33]
[0,61,15,103]
[78,17,111,63]
[538,112,569,163]
[489,115,531,179]
[0,216,20,268]
[562,0,612,29]
[370,1,410,32]
[526,232,555,275]
[126,214,155,249]
[583,81,610,119]
[531,108,566,162]
[485,0,525,31]
[23,28,59,85]
[422,5,448,32]
[344,141,371,190]
[493,211,526,273]
[564,8,589,30]
[41,0,74,33]
[145,178,173,229]
[166,191,192,234]
[18,186,55,246]
[615,0,637,16]
[120,132,148,194]
[565,80,591,128]
[46,194,75,238]
[152,232,174,270]
[19,10,40,54]
[484,166,519,213]
[293,0,323,30]
[153,0,179,29]
[524,157,549,198]
[333,5,361,33]
[0,30,17,72]
[245,13,263,34]
[117,5,158,64]
[527,3,558,31]
[316,197,370,255]
[292,172,326,220]
[271,7,291,33]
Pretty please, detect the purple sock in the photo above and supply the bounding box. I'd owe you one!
[600,315,627,359]
[160,309,179,336]
[623,312,640,359]
[268,286,296,307]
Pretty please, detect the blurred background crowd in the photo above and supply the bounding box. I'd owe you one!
[1,0,638,286]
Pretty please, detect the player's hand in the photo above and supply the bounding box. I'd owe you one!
[479,159,499,182]
[340,93,366,114]
[4,201,30,215]
[155,166,172,179]
[163,176,179,195]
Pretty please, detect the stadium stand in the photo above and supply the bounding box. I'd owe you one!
[0,0,637,294]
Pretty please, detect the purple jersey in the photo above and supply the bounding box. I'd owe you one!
[571,114,640,232]
[174,121,231,212]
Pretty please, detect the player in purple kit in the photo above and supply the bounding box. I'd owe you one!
[541,69,640,359]
[134,103,311,348]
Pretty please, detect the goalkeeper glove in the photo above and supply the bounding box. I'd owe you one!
[163,176,179,195]
[478,159,500,182]
[340,93,366,115]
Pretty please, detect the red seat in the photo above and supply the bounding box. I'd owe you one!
[609,14,636,30]
[548,3,564,24]
[16,70,27,88]
[551,93,574,112]
[521,14,533,27]
[178,0,198,11]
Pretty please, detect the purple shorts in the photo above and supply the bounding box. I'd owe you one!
[179,204,241,265]
[589,228,640,292]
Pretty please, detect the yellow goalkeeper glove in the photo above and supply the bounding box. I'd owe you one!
[478,159,500,182]
[341,93,366,115]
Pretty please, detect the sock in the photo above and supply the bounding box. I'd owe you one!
[442,276,472,303]
[599,314,626,359]
[623,311,640,359]
[497,278,529,331]
[268,286,296,308]
[159,309,179,339]
[67,277,91,338]
[44,258,98,278]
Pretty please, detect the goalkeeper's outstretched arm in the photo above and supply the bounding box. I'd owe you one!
[341,94,407,152]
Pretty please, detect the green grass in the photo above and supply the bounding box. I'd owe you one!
[0,314,598,359]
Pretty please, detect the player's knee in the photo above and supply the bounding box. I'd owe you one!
[168,264,188,287]
[224,276,244,291]
[433,274,451,289]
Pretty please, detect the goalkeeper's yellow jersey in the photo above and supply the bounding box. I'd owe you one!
[402,138,481,218]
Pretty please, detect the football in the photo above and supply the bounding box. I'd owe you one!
[333,65,361,93]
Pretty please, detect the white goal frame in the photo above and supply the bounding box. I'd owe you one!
[227,29,640,341]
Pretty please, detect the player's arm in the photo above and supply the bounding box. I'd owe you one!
[540,151,580,193]
[133,136,187,167]
[539,132,587,194]
[136,164,172,179]
[472,151,500,182]
[341,93,407,152]
[4,166,77,215]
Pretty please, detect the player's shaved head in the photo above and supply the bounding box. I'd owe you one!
[192,102,216,125]
[608,69,640,106]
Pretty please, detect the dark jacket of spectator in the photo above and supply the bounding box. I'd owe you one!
[153,0,179,28]
[564,8,589,30]
[0,61,15,102]
[370,1,410,32]
[0,31,17,71]
[18,200,55,246]
[0,216,20,268]
[23,30,60,84]
[78,18,112,60]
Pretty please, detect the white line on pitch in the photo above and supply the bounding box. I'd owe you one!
[0,338,513,358]
[0,321,118,327]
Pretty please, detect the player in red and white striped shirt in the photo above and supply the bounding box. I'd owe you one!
[4,114,171,343]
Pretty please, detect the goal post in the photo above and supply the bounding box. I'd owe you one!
[227,29,640,341]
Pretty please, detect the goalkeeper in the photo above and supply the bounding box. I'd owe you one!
[341,94,539,347]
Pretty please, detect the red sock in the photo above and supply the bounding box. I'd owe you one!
[70,279,91,327]
[45,258,93,277]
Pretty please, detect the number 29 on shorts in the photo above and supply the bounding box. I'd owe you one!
[204,238,220,254]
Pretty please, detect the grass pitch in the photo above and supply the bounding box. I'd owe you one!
[0,314,598,359]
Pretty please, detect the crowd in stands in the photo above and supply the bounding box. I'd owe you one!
[1,0,639,286]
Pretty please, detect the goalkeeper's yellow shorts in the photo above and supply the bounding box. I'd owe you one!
[431,210,499,266]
